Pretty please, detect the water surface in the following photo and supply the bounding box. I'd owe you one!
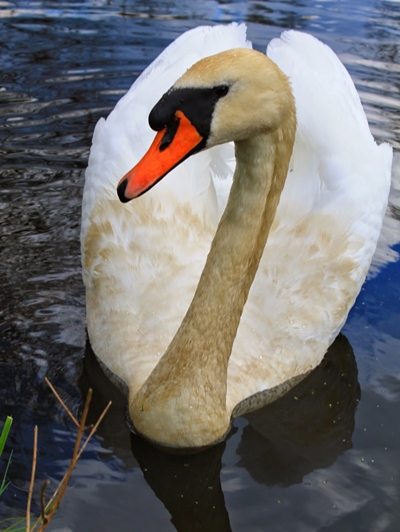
[0,1,399,531]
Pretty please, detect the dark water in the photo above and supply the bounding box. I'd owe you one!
[1,1,399,531]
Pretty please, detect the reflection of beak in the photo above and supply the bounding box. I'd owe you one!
[117,110,204,202]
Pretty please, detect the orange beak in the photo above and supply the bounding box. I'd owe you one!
[117,110,204,202]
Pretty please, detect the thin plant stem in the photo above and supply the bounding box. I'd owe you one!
[40,480,50,526]
[36,389,93,531]
[37,398,112,524]
[44,378,79,429]
[26,426,38,532]
[0,449,13,495]
[0,516,26,531]
[26,381,111,532]
[76,401,112,461]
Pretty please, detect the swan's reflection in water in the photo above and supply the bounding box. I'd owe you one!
[131,437,231,532]
[238,333,360,486]
[81,333,360,532]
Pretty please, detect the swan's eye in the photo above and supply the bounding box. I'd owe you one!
[215,85,229,98]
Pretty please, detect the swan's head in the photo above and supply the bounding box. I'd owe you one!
[117,48,295,202]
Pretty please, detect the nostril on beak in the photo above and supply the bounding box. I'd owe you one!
[117,178,130,203]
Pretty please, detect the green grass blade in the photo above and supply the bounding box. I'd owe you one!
[0,417,13,457]
[0,450,13,496]
[0,516,26,531]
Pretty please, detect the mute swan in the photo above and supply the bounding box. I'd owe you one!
[81,24,392,449]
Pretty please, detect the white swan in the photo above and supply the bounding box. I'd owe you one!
[81,24,392,449]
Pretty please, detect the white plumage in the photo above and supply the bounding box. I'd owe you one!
[81,24,392,441]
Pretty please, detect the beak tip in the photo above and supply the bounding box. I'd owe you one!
[117,178,131,203]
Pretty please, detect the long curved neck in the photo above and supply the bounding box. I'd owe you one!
[130,119,296,448]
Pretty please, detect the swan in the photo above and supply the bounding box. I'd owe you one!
[81,24,392,449]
